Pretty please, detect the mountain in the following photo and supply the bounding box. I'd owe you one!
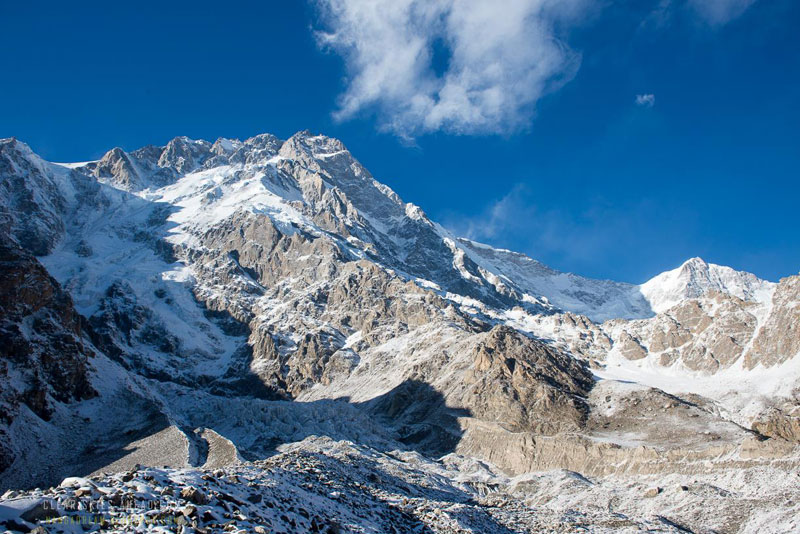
[0,132,798,533]
[640,256,775,314]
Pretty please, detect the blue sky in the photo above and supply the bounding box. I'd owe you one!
[1,0,798,283]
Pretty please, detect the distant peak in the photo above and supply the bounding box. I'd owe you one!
[287,130,339,144]
[679,257,710,274]
[102,147,128,159]
[0,137,33,155]
[641,255,773,313]
[282,130,349,159]
[683,256,707,266]
[245,132,281,144]
[165,136,211,148]
[211,137,242,154]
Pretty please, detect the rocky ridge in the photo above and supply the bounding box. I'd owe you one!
[0,132,798,533]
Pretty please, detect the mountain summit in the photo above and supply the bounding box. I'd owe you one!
[640,256,774,313]
[1,132,798,533]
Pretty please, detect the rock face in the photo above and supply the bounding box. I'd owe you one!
[460,326,592,434]
[600,275,800,379]
[0,237,95,471]
[752,400,800,442]
[0,139,67,255]
[90,147,142,191]
[0,129,799,520]
[84,137,214,191]
[605,291,761,373]
[746,275,800,369]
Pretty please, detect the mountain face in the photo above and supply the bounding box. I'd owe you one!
[0,238,96,473]
[0,132,798,533]
[639,256,774,314]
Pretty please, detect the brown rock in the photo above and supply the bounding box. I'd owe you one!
[643,487,662,498]
[180,486,208,505]
[746,275,800,369]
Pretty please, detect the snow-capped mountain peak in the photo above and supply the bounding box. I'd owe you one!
[2,131,800,533]
[639,256,774,314]
[5,131,778,325]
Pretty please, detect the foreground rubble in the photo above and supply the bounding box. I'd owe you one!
[1,437,798,534]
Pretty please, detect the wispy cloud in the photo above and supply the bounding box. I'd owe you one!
[312,0,757,138]
[687,0,757,25]
[644,0,758,28]
[635,94,656,107]
[312,0,590,138]
[441,184,698,280]
[442,184,620,267]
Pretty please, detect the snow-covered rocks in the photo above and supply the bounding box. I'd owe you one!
[1,130,799,533]
[640,257,774,314]
[2,436,799,533]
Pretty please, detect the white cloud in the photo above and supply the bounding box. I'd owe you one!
[312,0,589,138]
[687,0,757,25]
[635,93,656,107]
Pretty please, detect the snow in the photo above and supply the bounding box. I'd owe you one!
[443,238,483,284]
[0,497,46,522]
[3,132,800,533]
[58,477,94,489]
[52,161,95,169]
[213,138,238,152]
[450,236,653,322]
[640,257,775,314]
[597,342,800,425]
[2,435,798,533]
[13,132,799,417]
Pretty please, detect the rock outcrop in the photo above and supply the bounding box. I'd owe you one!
[746,275,800,369]
[1,129,799,518]
[0,237,96,471]
[458,326,592,434]
[0,139,67,255]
